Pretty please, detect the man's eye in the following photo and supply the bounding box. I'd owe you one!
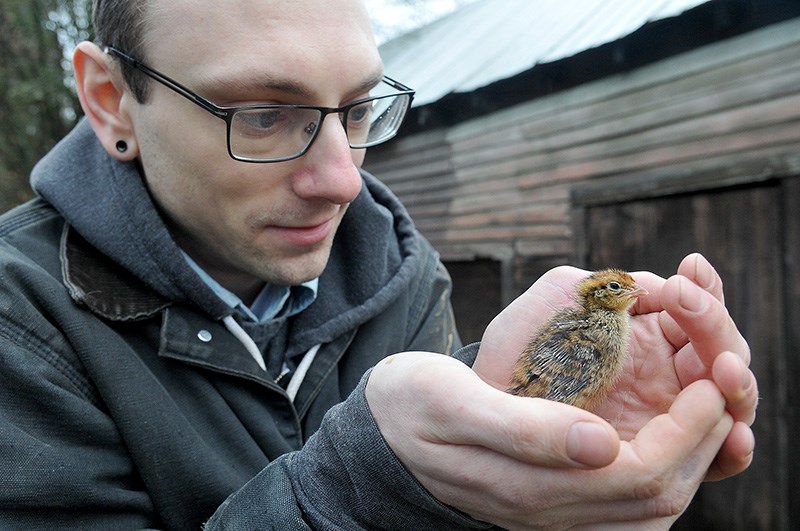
[235,110,286,133]
[347,103,372,126]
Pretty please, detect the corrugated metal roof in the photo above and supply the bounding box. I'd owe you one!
[379,0,711,106]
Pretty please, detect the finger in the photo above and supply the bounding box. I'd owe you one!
[705,421,755,481]
[676,253,725,304]
[371,352,620,469]
[658,310,689,351]
[651,253,725,352]
[563,410,726,529]
[628,271,667,315]
[711,351,758,425]
[441,382,727,529]
[442,383,621,469]
[661,275,751,367]
[535,383,732,527]
[626,379,726,474]
[672,343,708,388]
[495,265,587,334]
[543,380,727,502]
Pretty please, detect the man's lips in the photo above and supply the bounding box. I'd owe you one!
[269,218,336,246]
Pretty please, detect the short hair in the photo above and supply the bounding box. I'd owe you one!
[92,0,152,102]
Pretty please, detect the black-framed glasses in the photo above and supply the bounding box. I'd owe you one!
[104,46,415,163]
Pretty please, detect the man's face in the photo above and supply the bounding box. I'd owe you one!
[125,0,382,300]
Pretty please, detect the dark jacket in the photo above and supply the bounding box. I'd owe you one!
[0,120,486,530]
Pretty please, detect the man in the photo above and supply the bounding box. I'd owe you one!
[0,0,756,529]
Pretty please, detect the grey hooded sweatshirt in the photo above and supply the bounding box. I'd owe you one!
[0,119,490,529]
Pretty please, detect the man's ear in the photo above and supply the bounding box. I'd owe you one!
[73,41,139,161]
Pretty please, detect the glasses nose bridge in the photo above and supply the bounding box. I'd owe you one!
[318,106,349,129]
[314,106,351,141]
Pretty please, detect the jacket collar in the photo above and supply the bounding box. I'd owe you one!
[61,221,356,407]
[61,224,170,321]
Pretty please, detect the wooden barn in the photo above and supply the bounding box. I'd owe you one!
[364,0,800,529]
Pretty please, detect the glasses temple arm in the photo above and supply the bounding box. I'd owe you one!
[104,46,227,118]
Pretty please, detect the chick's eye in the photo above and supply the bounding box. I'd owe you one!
[607,282,621,291]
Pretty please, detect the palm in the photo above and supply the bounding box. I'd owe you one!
[592,312,683,440]
[474,266,694,441]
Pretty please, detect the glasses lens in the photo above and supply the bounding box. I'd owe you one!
[348,93,411,148]
[227,92,411,162]
[229,107,322,162]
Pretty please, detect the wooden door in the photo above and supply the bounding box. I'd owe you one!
[580,178,797,530]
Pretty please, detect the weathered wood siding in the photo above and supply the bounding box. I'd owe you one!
[366,17,800,299]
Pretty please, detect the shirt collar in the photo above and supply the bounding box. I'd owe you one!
[181,251,318,323]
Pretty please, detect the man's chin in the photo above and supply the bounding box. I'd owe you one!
[257,249,331,287]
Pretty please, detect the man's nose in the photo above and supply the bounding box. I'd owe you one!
[291,114,363,204]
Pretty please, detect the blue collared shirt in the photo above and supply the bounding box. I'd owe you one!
[181,251,318,323]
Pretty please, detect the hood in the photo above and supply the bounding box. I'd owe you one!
[31,119,231,318]
[30,119,419,352]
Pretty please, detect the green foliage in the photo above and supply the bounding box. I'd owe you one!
[0,0,91,212]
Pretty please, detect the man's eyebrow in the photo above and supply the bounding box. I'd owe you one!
[196,67,386,102]
[192,73,311,99]
[353,69,386,95]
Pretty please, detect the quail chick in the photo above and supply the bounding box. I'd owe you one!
[508,269,648,409]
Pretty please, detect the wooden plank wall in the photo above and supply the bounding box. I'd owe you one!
[581,181,792,530]
[365,16,800,302]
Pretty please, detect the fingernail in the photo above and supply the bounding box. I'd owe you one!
[739,358,752,392]
[693,254,715,291]
[678,277,707,313]
[746,427,756,455]
[734,357,754,404]
[567,422,616,467]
